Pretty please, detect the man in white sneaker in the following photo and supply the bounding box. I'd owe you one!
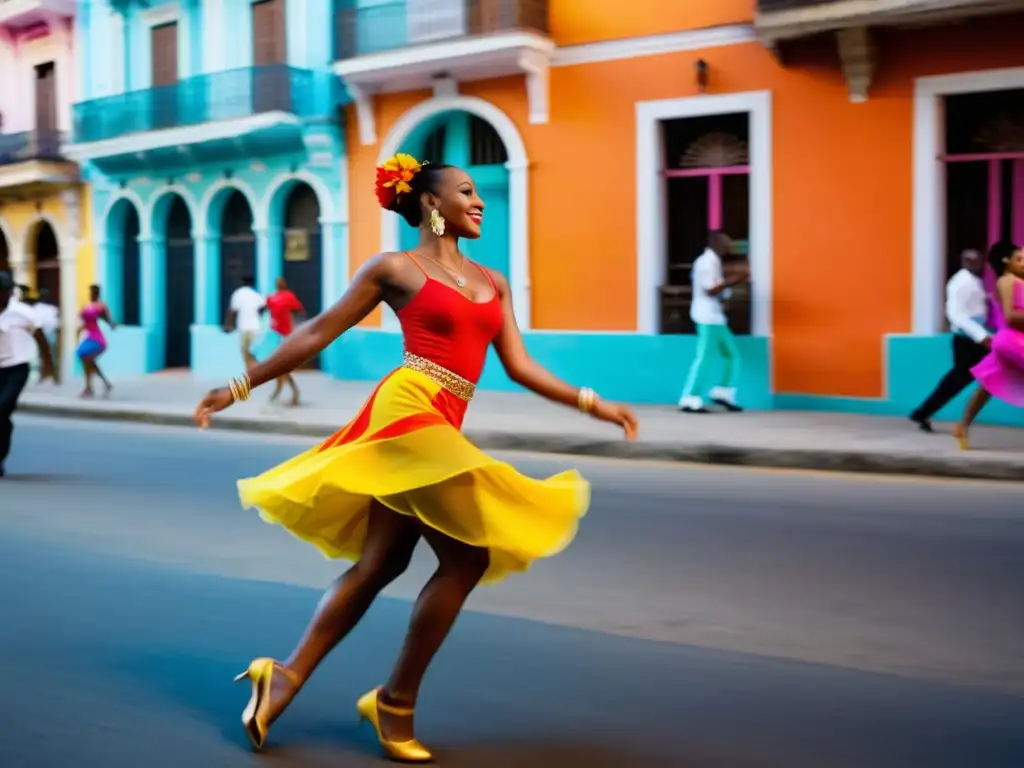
[678,230,748,413]
[0,270,55,477]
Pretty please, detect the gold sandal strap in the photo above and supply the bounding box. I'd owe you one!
[377,696,415,717]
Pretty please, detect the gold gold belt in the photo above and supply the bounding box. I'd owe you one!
[402,351,476,402]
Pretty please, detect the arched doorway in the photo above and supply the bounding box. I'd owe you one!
[398,112,510,275]
[219,190,256,325]
[114,203,142,326]
[162,197,195,368]
[31,221,60,310]
[282,183,322,369]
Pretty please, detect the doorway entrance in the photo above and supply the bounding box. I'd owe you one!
[944,88,1024,277]
[163,197,194,368]
[660,112,751,334]
[31,221,60,310]
[281,183,322,369]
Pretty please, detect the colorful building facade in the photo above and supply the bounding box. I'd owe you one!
[56,1,1024,426]
[65,0,347,378]
[0,0,90,381]
[332,0,1024,426]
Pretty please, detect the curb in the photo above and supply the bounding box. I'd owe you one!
[19,401,1023,482]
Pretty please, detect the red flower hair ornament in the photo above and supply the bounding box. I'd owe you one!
[375,153,424,211]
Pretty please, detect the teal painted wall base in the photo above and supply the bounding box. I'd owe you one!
[84,327,155,377]
[777,333,1024,427]
[322,330,773,407]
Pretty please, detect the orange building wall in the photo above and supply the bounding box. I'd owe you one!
[548,0,754,46]
[345,15,1024,398]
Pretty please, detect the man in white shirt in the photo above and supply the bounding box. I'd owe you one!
[910,248,992,432]
[225,274,266,368]
[678,231,749,413]
[0,270,55,477]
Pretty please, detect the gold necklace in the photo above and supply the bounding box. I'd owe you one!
[423,253,468,288]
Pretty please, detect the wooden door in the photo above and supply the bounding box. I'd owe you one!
[150,22,179,129]
[34,62,57,140]
[252,0,288,113]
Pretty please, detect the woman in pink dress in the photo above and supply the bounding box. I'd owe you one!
[954,245,1024,449]
[76,284,115,398]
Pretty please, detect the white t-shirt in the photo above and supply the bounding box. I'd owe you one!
[230,286,265,332]
[34,302,60,334]
[0,298,41,368]
[690,248,728,326]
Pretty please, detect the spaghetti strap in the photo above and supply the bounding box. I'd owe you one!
[404,251,429,276]
[472,261,497,292]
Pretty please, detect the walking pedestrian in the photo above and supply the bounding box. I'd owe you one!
[194,153,638,762]
[76,284,115,398]
[225,274,265,369]
[909,248,992,432]
[678,230,749,413]
[0,270,55,478]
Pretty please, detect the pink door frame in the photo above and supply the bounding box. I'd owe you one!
[664,165,749,230]
[943,153,1024,246]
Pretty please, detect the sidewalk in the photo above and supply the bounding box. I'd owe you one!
[17,371,1024,481]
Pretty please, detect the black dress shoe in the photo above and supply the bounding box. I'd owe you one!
[909,414,933,433]
[678,405,710,414]
[712,398,743,413]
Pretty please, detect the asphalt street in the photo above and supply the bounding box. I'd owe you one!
[1,415,1023,767]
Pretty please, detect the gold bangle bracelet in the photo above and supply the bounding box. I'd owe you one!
[577,386,598,414]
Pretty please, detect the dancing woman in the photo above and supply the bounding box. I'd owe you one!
[953,243,1024,449]
[194,154,639,762]
[77,284,115,398]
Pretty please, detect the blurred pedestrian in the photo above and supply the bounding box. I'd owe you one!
[910,248,991,432]
[678,230,748,413]
[76,284,115,398]
[0,270,55,477]
[225,273,265,369]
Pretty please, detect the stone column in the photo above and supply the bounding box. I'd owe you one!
[58,189,82,383]
[138,235,166,370]
[192,230,219,325]
[254,225,282,294]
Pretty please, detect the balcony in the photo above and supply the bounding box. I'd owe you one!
[63,64,345,174]
[0,0,75,29]
[0,130,78,198]
[333,0,553,145]
[755,0,1023,103]
[756,0,1024,43]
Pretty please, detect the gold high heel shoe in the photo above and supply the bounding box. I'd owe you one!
[953,427,969,451]
[357,687,433,763]
[234,658,300,750]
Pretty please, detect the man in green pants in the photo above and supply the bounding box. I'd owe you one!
[678,231,748,413]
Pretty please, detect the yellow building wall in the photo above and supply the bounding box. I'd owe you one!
[0,185,93,308]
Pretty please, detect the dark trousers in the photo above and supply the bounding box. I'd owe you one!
[912,335,988,421]
[0,363,30,467]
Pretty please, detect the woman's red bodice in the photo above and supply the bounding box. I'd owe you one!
[396,260,504,384]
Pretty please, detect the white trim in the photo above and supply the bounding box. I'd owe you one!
[139,2,180,29]
[262,170,340,227]
[101,188,150,238]
[636,91,773,337]
[146,183,201,234]
[0,217,20,262]
[912,66,1024,335]
[552,24,756,68]
[61,112,300,163]
[198,177,264,232]
[376,94,531,332]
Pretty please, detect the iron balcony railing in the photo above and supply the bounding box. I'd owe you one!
[334,0,549,60]
[0,130,67,165]
[72,64,343,145]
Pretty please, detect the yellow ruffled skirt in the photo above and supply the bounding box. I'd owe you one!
[237,366,590,583]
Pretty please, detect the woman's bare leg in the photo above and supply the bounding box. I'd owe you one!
[378,527,490,741]
[953,387,991,449]
[79,357,96,397]
[252,502,420,731]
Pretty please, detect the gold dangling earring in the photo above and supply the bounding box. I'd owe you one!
[430,209,446,237]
